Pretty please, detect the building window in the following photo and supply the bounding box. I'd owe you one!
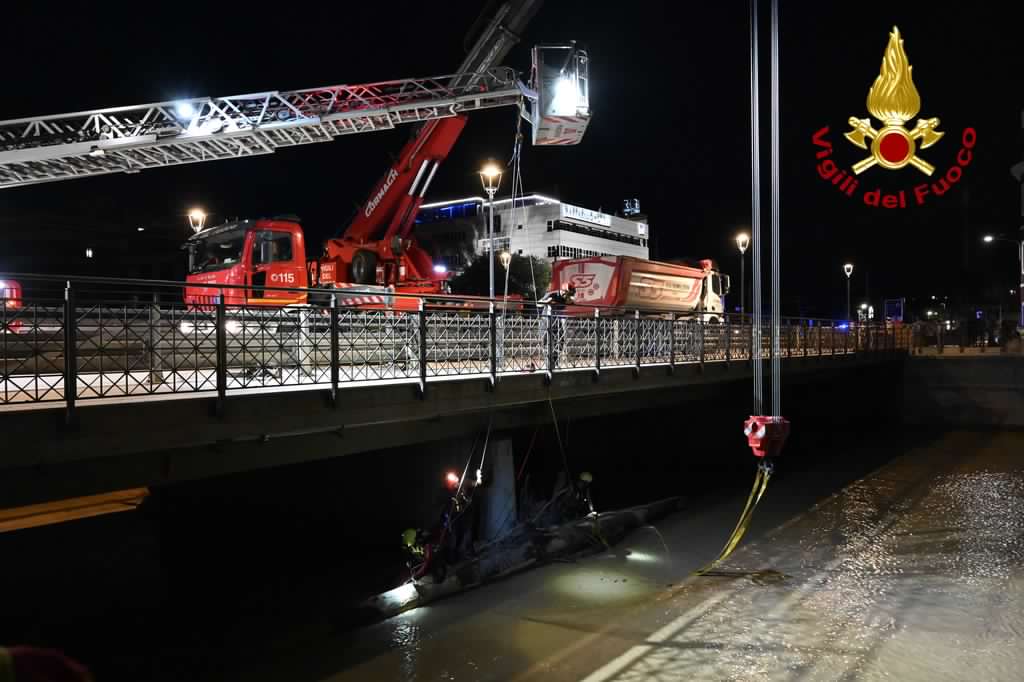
[252,231,294,264]
[518,249,523,255]
[480,236,511,253]
[548,219,645,246]
[517,224,523,230]
[546,245,613,260]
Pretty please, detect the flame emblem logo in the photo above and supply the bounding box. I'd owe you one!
[844,27,944,176]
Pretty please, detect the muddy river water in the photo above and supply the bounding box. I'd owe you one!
[293,431,1023,682]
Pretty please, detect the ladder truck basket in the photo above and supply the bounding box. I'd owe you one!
[531,44,591,146]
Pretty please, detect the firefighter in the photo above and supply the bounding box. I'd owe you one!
[538,283,576,311]
[448,469,483,559]
[402,527,426,558]
[576,471,596,516]
[538,284,576,367]
[404,470,477,582]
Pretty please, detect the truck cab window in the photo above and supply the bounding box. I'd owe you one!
[187,228,246,274]
[712,274,723,296]
[252,231,293,265]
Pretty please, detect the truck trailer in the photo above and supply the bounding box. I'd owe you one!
[548,256,730,319]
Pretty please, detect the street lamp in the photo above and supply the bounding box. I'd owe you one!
[735,232,749,317]
[479,163,503,299]
[499,251,512,270]
[843,263,854,321]
[188,208,207,233]
[982,233,1024,328]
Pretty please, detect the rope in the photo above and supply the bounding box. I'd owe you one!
[508,108,539,302]
[477,412,493,482]
[516,424,540,481]
[694,459,774,576]
[456,431,481,499]
[458,413,492,498]
[547,396,572,483]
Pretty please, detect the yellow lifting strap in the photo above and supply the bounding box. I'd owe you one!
[694,460,773,576]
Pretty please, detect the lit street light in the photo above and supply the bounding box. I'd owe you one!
[735,232,749,317]
[981,233,1024,328]
[843,263,854,322]
[188,208,207,233]
[479,163,503,299]
[499,251,512,270]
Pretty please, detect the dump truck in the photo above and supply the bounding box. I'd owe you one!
[548,256,730,319]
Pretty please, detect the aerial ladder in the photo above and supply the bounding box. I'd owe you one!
[0,2,591,306]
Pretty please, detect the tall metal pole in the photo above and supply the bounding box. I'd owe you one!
[846,277,851,321]
[488,191,495,300]
[1018,238,1023,329]
[769,0,781,419]
[750,0,763,416]
[740,253,746,317]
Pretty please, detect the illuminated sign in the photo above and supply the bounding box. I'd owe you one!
[561,203,612,227]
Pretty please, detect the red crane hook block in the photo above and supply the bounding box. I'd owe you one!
[743,416,790,458]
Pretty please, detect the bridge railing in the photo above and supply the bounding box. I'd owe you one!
[0,274,909,414]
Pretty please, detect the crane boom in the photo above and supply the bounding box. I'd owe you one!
[454,0,543,83]
[337,1,548,261]
[1,0,591,306]
[0,69,523,189]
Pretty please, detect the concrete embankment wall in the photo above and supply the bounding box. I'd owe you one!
[0,358,905,679]
[902,355,1024,428]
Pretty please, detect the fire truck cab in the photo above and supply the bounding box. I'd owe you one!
[183,218,308,306]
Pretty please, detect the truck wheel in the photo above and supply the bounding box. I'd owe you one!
[350,250,377,285]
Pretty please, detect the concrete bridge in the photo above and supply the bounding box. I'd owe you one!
[0,275,908,507]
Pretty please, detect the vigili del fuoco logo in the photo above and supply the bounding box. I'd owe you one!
[812,26,976,208]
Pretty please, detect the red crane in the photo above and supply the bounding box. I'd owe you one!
[0,2,592,307]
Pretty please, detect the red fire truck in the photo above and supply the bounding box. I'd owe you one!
[178,2,591,309]
[0,3,591,311]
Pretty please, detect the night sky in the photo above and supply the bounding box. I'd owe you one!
[3,1,1023,316]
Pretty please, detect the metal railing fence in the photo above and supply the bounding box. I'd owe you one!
[0,274,909,415]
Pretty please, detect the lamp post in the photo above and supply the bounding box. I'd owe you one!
[843,263,854,321]
[479,163,503,299]
[499,250,512,300]
[188,208,207,233]
[983,233,1024,328]
[736,232,749,317]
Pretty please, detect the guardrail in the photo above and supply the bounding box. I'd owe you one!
[0,274,909,418]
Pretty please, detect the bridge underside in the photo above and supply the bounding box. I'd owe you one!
[1,354,900,507]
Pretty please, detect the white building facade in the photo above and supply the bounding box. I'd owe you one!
[414,194,649,272]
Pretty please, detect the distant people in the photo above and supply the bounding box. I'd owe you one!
[538,283,576,313]
[544,280,577,307]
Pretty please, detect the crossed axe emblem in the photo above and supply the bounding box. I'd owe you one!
[844,117,944,176]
